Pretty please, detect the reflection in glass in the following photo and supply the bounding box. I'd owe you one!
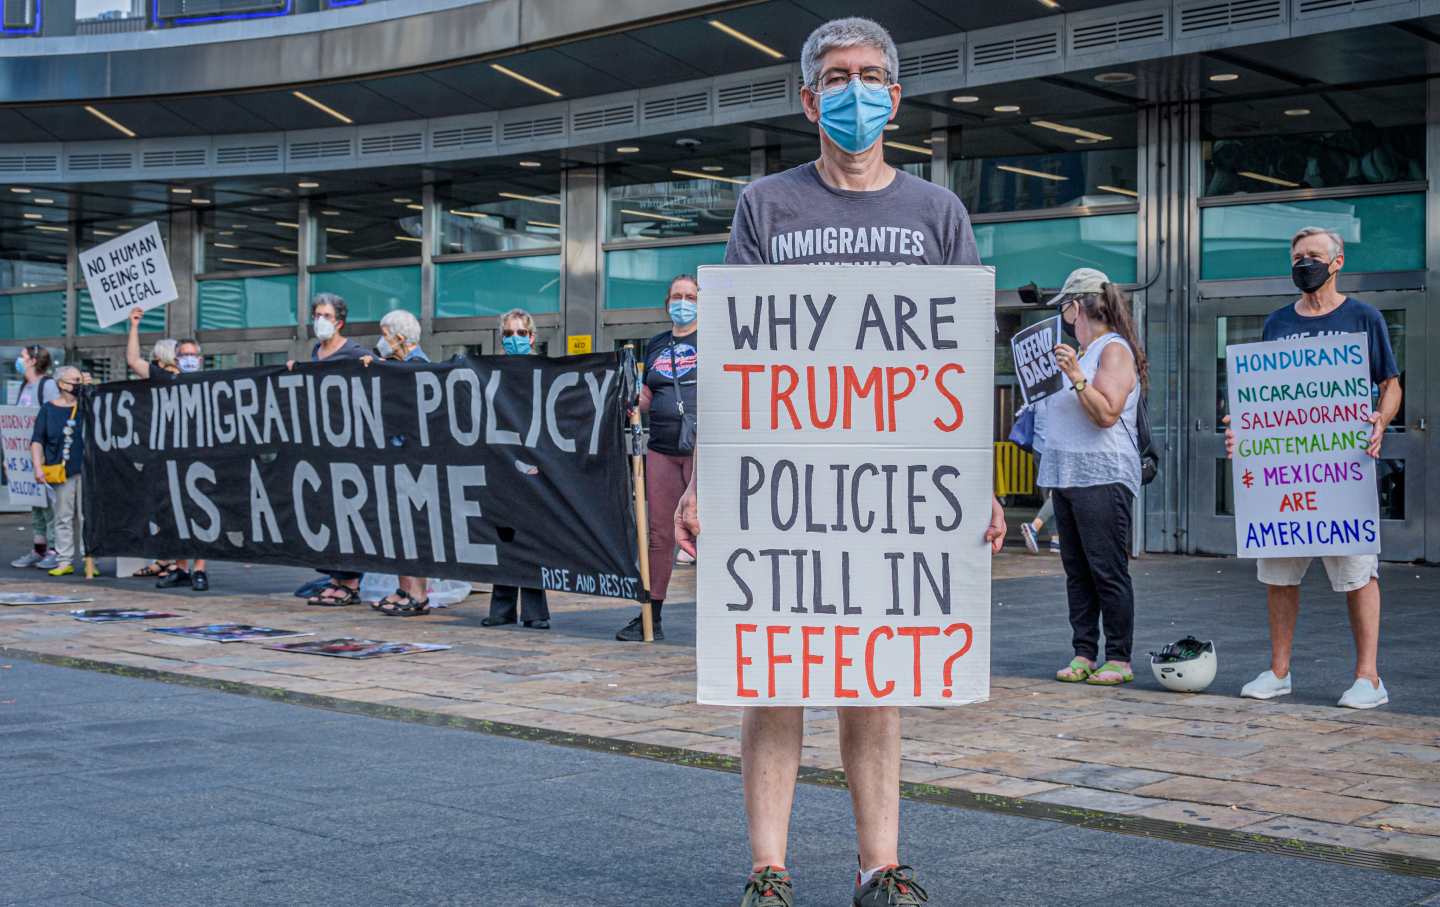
[200,208,298,273]
[316,192,425,262]
[438,178,563,255]
[197,275,297,329]
[973,213,1137,289]
[607,158,747,241]
[954,149,1138,214]
[604,243,726,309]
[436,256,561,318]
[1200,193,1424,280]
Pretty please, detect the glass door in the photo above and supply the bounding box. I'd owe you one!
[1187,291,1427,562]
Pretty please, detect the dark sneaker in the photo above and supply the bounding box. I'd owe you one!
[740,867,793,907]
[190,570,209,592]
[614,616,663,642]
[157,569,191,589]
[854,865,928,906]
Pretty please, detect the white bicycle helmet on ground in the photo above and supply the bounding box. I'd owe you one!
[1150,636,1217,693]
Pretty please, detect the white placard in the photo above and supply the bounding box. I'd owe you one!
[0,406,45,507]
[696,265,995,707]
[78,222,177,329]
[1227,332,1380,558]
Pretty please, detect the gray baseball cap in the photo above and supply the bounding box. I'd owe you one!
[1046,267,1111,306]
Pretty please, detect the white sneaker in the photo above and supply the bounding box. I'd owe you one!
[1338,678,1389,710]
[1240,670,1292,700]
[1020,522,1039,554]
[35,550,59,570]
[10,551,41,568]
[676,549,695,565]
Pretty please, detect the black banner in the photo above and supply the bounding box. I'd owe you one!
[81,353,643,601]
[1010,316,1064,406]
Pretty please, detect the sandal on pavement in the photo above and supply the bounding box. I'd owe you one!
[132,560,173,578]
[377,590,430,617]
[306,582,360,607]
[1085,661,1135,686]
[1056,657,1094,683]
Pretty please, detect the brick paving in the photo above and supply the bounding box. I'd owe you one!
[1,552,1438,869]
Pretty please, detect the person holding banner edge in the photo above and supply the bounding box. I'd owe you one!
[1042,268,1147,687]
[10,345,60,571]
[482,307,552,630]
[677,18,1005,907]
[614,273,699,643]
[125,306,212,591]
[1223,226,1401,709]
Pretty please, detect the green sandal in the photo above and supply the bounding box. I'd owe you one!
[1056,657,1095,683]
[1085,661,1135,686]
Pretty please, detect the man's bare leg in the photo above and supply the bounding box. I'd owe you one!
[1346,579,1381,685]
[838,706,900,870]
[1266,584,1301,678]
[744,705,804,870]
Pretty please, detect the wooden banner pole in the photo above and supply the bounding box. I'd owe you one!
[630,406,654,642]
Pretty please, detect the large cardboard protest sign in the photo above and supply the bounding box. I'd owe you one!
[82,354,643,598]
[1010,316,1064,406]
[1227,332,1379,558]
[0,406,45,507]
[78,223,178,330]
[696,265,995,707]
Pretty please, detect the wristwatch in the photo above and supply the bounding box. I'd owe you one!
[1073,378,1088,393]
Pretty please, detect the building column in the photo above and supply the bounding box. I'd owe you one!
[295,197,314,360]
[1424,77,1440,563]
[420,180,437,341]
[561,166,602,356]
[167,207,197,341]
[929,126,950,191]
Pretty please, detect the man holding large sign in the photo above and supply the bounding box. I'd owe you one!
[1225,227,1401,710]
[684,18,1004,907]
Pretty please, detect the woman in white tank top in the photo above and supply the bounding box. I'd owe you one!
[1036,269,1147,688]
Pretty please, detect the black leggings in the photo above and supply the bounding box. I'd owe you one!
[1052,484,1135,663]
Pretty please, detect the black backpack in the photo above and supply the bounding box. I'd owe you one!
[1123,394,1159,486]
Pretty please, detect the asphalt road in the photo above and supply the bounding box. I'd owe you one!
[1,659,1437,906]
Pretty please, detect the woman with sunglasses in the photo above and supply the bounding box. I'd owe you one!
[615,274,698,642]
[481,308,552,630]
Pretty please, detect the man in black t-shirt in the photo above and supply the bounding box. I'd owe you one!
[1226,226,1402,711]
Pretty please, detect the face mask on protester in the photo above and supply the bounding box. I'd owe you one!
[1291,257,1332,294]
[818,78,893,155]
[668,300,698,326]
[313,316,336,341]
[13,356,25,376]
[177,355,201,373]
[1059,301,1079,340]
[502,334,532,356]
[376,336,396,360]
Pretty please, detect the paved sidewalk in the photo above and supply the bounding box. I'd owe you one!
[2,550,1438,876]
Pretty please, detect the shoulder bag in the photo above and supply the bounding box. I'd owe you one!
[667,338,697,454]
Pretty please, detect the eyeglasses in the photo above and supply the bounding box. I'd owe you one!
[816,66,891,93]
[502,329,532,338]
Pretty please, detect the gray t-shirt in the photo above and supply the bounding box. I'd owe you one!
[725,162,979,266]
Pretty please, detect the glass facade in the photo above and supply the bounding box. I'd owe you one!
[0,291,66,340]
[605,243,726,309]
[952,113,1139,214]
[436,255,562,318]
[606,153,748,241]
[1199,192,1424,280]
[316,190,426,262]
[311,266,421,322]
[973,213,1138,289]
[200,207,300,273]
[437,177,563,255]
[197,274,298,329]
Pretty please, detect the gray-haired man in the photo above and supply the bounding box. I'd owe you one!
[675,17,1005,907]
[1225,226,1401,709]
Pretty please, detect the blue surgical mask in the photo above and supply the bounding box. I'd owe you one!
[668,300,697,326]
[818,78,893,155]
[376,337,396,360]
[502,334,532,356]
[178,355,201,373]
[14,356,25,376]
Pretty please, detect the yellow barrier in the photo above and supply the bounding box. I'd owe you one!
[994,441,1037,498]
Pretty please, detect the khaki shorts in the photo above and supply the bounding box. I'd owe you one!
[1256,554,1379,593]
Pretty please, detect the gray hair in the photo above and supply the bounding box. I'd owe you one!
[55,365,82,385]
[151,338,178,368]
[800,17,899,90]
[1291,226,1343,259]
[380,309,422,346]
[497,308,535,334]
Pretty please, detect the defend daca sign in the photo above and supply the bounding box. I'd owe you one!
[696,265,995,707]
[1226,332,1380,558]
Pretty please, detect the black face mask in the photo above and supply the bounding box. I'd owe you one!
[1059,303,1078,340]
[1291,257,1332,294]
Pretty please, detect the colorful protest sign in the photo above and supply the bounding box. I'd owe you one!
[268,638,450,659]
[149,624,312,643]
[81,354,643,598]
[78,222,178,330]
[0,405,46,507]
[1227,332,1379,558]
[1010,316,1063,406]
[696,265,995,707]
